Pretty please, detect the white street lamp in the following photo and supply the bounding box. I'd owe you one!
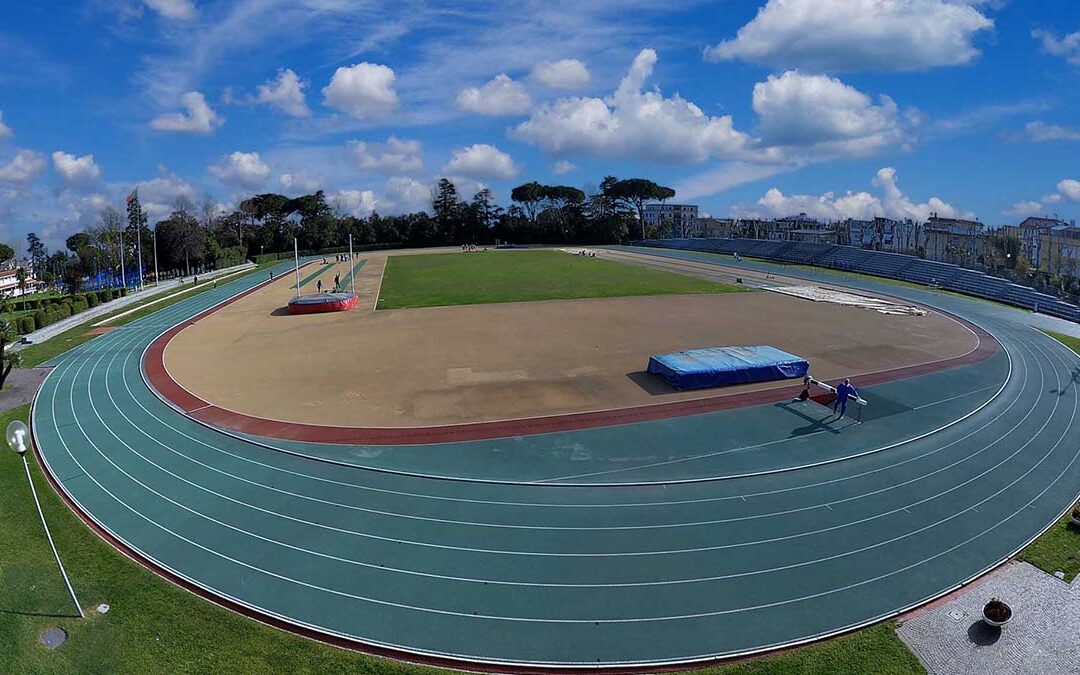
[7,420,83,618]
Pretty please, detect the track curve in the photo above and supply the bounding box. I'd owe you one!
[31,251,1080,669]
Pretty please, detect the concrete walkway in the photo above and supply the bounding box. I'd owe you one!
[898,561,1080,674]
[13,262,254,350]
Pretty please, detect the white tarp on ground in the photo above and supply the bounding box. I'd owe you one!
[766,285,927,316]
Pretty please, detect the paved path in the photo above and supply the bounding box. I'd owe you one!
[28,251,1080,669]
[14,262,254,348]
[898,561,1080,674]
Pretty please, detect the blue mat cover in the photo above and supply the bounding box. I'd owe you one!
[647,345,809,390]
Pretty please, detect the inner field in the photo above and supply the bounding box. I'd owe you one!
[163,249,978,428]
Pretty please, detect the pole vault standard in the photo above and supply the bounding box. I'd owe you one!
[293,238,300,298]
[349,233,355,295]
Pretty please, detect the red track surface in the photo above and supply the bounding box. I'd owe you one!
[144,293,998,445]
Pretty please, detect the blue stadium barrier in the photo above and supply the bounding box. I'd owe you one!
[637,238,1080,323]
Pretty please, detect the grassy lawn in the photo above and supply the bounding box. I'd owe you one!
[1017,329,1080,582]
[378,249,745,310]
[0,397,923,674]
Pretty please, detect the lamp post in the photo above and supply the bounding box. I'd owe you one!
[6,420,83,618]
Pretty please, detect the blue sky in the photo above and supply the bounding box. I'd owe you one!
[1,0,1078,253]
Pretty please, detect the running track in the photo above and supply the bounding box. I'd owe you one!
[30,249,1080,669]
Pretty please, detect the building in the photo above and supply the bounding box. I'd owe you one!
[0,266,40,297]
[1002,216,1069,271]
[924,215,987,266]
[1039,225,1080,276]
[644,203,699,237]
[698,217,736,239]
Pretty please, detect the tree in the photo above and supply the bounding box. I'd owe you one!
[26,232,46,275]
[126,189,151,288]
[602,178,675,240]
[468,189,502,243]
[510,182,546,223]
[431,179,464,243]
[65,232,91,254]
[0,243,14,264]
[0,317,20,390]
[15,267,27,295]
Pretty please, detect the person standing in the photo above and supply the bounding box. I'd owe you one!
[334,273,340,291]
[834,378,858,418]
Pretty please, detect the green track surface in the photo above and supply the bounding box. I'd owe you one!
[22,251,1080,668]
[377,249,744,309]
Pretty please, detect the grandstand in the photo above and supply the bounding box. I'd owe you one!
[639,238,1080,322]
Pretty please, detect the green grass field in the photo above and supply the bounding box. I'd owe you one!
[377,249,745,309]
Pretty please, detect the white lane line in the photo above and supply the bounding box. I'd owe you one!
[72,318,1065,576]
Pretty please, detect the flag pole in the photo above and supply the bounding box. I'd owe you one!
[119,227,126,291]
[349,233,355,295]
[294,238,300,298]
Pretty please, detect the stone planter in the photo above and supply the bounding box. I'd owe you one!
[982,598,1012,628]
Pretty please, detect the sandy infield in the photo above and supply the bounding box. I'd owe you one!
[163,251,978,427]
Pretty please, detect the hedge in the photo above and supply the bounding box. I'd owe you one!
[33,310,44,330]
[18,316,34,334]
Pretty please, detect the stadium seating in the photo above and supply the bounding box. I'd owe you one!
[638,238,1080,323]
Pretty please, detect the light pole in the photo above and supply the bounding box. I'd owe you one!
[6,420,83,618]
[153,224,159,288]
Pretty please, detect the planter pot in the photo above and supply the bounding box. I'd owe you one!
[1071,511,1080,527]
[982,600,1012,628]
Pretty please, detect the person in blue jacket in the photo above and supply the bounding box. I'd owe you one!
[834,378,858,418]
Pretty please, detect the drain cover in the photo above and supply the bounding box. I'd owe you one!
[39,626,67,649]
[948,609,966,621]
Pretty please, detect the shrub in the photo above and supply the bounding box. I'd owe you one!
[98,290,109,304]
[43,308,57,325]
[86,293,98,308]
[58,303,71,319]
[33,310,45,330]
[73,299,88,314]
[120,287,128,297]
[18,316,34,334]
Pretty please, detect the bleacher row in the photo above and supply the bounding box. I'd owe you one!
[639,238,1080,323]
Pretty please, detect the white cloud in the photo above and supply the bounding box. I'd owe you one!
[735,167,971,221]
[0,111,11,141]
[456,74,532,116]
[1056,179,1080,202]
[348,137,423,174]
[706,0,994,72]
[144,0,196,20]
[135,170,196,223]
[383,176,431,213]
[442,144,519,180]
[513,49,753,164]
[322,62,398,120]
[0,150,46,183]
[332,189,377,218]
[278,172,322,195]
[552,160,576,175]
[209,151,271,190]
[150,91,223,134]
[51,151,102,185]
[1032,27,1080,66]
[256,68,311,117]
[532,59,590,90]
[1024,121,1080,143]
[752,71,910,156]
[675,162,797,201]
[1003,200,1044,218]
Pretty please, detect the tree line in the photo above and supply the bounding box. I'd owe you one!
[25,175,676,289]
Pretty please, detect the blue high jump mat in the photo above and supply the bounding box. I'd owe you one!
[647,345,809,390]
